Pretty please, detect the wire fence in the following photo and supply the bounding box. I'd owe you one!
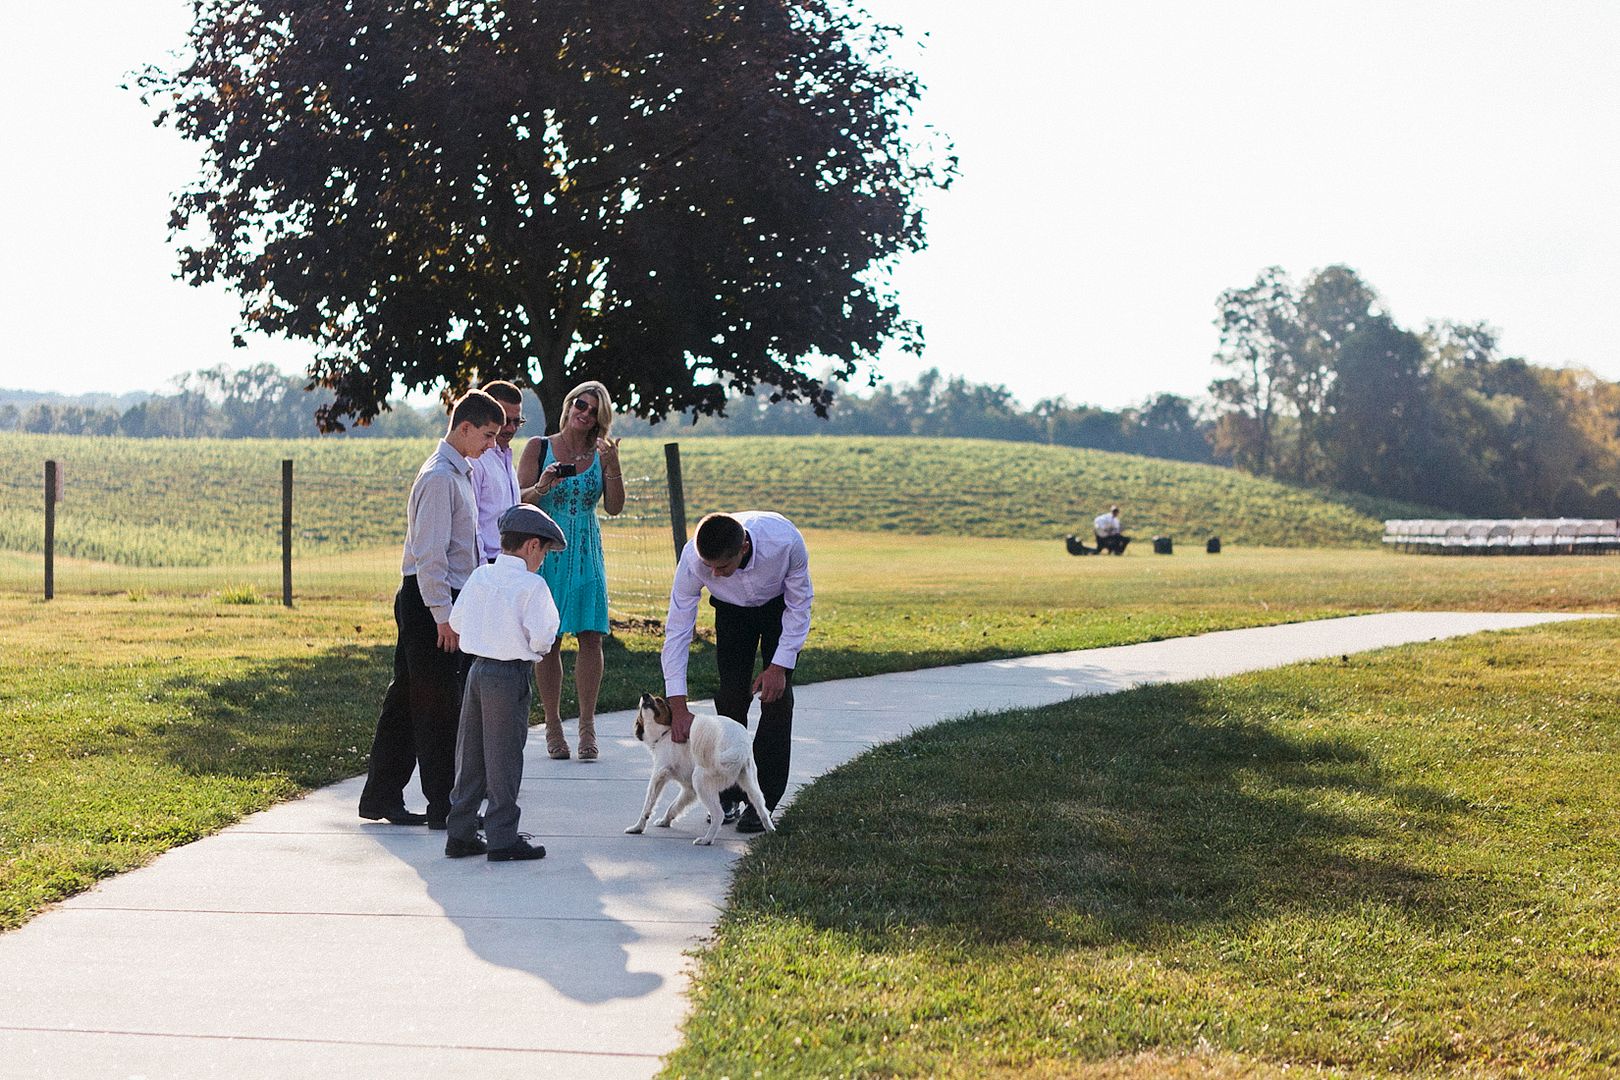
[1,438,679,621]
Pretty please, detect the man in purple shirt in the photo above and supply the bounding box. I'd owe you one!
[661,511,813,833]
[471,381,544,563]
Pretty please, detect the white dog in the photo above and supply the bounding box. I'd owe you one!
[624,693,776,845]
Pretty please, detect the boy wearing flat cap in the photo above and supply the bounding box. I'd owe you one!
[443,504,567,862]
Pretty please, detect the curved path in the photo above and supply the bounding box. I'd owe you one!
[0,612,1592,1079]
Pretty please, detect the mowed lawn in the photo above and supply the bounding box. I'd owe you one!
[672,617,1620,1078]
[2,537,1616,945]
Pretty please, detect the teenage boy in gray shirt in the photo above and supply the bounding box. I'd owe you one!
[358,390,505,829]
[444,504,566,862]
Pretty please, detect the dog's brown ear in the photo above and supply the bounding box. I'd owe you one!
[649,695,673,726]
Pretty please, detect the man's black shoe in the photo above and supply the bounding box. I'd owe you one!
[359,807,428,826]
[735,806,768,834]
[487,835,546,862]
[721,802,743,825]
[444,835,487,859]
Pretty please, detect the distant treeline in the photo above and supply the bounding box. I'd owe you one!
[1208,266,1620,518]
[0,365,442,439]
[6,363,1216,464]
[12,259,1620,520]
[621,369,1218,464]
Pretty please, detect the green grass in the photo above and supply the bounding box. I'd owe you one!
[3,539,1616,933]
[669,618,1620,1078]
[0,433,1438,573]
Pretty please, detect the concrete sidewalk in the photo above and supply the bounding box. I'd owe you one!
[0,612,1591,1079]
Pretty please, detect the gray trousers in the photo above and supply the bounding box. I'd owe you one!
[448,657,532,849]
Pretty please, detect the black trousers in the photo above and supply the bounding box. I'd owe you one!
[359,575,466,819]
[711,594,794,812]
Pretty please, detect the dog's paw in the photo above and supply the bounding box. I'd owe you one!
[692,836,713,846]
[624,823,645,835]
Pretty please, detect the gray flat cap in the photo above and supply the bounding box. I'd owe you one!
[497,504,567,549]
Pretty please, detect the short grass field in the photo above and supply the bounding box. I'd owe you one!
[670,617,1620,1078]
[4,538,1617,935]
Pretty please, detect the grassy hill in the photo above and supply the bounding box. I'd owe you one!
[0,432,1434,567]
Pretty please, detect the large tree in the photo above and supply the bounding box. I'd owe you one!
[1209,266,1297,473]
[139,0,955,429]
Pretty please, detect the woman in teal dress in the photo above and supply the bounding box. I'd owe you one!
[518,380,624,760]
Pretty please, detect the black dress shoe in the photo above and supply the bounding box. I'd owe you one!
[359,807,428,826]
[444,835,487,859]
[735,806,768,834]
[486,835,546,862]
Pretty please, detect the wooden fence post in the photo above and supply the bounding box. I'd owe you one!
[282,459,294,608]
[663,442,687,564]
[44,460,57,600]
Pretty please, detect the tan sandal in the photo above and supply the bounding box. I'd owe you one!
[576,716,598,762]
[544,715,570,760]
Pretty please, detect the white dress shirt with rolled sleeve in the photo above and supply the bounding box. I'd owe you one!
[660,511,812,697]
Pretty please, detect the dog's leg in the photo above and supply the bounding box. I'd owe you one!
[655,782,698,828]
[625,772,670,835]
[691,766,725,845]
[738,760,776,834]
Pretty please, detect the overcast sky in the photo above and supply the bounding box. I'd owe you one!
[3,1,1616,410]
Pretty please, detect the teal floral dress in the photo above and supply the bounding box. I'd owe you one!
[534,440,610,635]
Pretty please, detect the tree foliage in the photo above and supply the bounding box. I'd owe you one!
[1209,266,1620,516]
[138,0,956,430]
[4,366,440,439]
[614,368,1219,463]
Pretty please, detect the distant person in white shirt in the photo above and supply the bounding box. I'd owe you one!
[471,380,543,564]
[443,504,567,863]
[1093,504,1128,555]
[661,511,813,834]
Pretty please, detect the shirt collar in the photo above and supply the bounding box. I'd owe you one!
[437,438,474,475]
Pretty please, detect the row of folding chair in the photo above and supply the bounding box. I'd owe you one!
[1382,518,1620,554]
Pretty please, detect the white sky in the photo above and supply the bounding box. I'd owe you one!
[3,1,1617,410]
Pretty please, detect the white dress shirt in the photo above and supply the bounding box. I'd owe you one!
[1094,512,1121,537]
[471,444,522,562]
[402,440,481,623]
[449,554,561,661]
[661,511,813,696]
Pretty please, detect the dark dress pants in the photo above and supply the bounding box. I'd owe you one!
[359,575,466,820]
[711,594,794,811]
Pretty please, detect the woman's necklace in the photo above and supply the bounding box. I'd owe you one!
[553,433,594,466]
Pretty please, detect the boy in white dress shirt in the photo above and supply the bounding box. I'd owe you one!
[444,504,566,862]
[661,511,813,833]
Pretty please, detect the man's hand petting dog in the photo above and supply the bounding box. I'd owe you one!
[625,693,775,845]
[666,695,695,743]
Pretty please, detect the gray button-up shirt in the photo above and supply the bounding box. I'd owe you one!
[401,439,480,623]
